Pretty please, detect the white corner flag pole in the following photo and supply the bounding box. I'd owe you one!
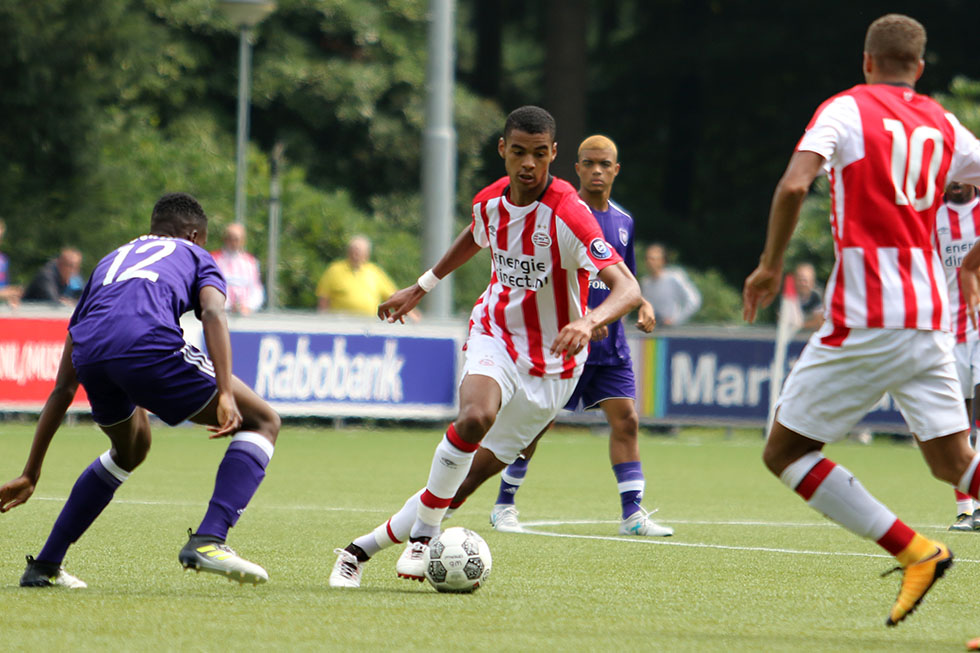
[767,274,803,437]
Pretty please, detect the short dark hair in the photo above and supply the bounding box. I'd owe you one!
[150,192,207,236]
[865,14,926,75]
[503,106,556,141]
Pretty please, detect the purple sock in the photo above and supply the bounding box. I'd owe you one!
[612,461,645,519]
[496,456,529,506]
[196,435,272,541]
[37,453,128,564]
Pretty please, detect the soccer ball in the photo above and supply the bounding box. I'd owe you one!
[423,527,492,593]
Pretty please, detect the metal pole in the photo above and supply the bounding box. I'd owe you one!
[266,142,283,311]
[421,0,456,318]
[234,25,253,226]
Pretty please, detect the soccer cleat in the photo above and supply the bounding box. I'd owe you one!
[968,635,980,650]
[328,548,364,588]
[19,555,87,588]
[949,513,975,532]
[883,541,953,626]
[972,508,980,531]
[178,529,268,585]
[395,540,428,581]
[619,507,674,537]
[490,504,523,533]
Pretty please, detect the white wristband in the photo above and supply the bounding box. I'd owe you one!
[417,269,440,293]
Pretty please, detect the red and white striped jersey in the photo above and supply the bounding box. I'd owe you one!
[210,249,264,313]
[467,176,622,378]
[935,195,980,343]
[797,83,980,339]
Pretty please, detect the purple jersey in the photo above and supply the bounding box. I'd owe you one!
[586,199,636,366]
[69,235,226,364]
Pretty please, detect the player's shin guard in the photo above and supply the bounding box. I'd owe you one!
[779,451,928,559]
[351,490,424,558]
[411,425,478,540]
[37,451,130,565]
[613,461,645,519]
[957,452,980,500]
[496,457,529,506]
[196,432,274,541]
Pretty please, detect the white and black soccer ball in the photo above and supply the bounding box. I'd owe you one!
[423,527,492,593]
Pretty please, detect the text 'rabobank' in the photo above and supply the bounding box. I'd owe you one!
[255,336,404,401]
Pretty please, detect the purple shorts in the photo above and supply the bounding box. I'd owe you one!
[74,344,218,427]
[563,361,636,411]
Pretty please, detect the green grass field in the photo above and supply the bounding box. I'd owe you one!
[2,421,979,652]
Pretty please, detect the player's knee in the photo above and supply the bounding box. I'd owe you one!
[454,408,494,442]
[609,413,639,443]
[244,403,281,443]
[114,438,150,471]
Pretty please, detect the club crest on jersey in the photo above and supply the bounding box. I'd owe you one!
[531,231,552,248]
[618,228,629,247]
[589,238,613,260]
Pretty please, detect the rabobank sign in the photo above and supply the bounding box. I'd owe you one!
[228,330,458,410]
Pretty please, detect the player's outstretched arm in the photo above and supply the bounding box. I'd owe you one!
[379,227,482,323]
[0,335,79,513]
[551,262,641,359]
[199,285,242,438]
[743,150,825,323]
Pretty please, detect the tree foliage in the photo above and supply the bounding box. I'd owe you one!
[3,0,980,317]
[0,0,500,310]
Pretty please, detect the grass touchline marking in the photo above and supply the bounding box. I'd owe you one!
[517,526,980,563]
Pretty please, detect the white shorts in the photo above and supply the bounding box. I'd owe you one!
[953,340,980,400]
[776,327,968,442]
[461,334,578,464]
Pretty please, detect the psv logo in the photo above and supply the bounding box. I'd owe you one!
[531,231,552,248]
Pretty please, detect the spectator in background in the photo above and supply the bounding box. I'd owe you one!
[317,235,403,317]
[22,247,82,306]
[211,223,264,315]
[794,262,824,329]
[0,219,23,307]
[640,243,701,325]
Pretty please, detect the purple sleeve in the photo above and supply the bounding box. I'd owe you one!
[625,224,637,276]
[192,249,227,318]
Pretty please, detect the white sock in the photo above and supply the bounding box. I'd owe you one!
[352,490,423,558]
[411,429,477,539]
[780,452,896,540]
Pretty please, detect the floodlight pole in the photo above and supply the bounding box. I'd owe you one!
[233,25,252,226]
[421,0,456,318]
[219,0,277,227]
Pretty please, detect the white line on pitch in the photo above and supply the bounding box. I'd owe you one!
[517,526,980,563]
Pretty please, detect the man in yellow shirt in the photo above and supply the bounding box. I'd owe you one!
[316,235,398,316]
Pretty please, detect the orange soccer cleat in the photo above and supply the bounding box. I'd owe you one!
[883,540,953,626]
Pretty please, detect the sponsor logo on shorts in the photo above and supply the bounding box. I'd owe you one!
[531,231,552,248]
[589,238,613,260]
